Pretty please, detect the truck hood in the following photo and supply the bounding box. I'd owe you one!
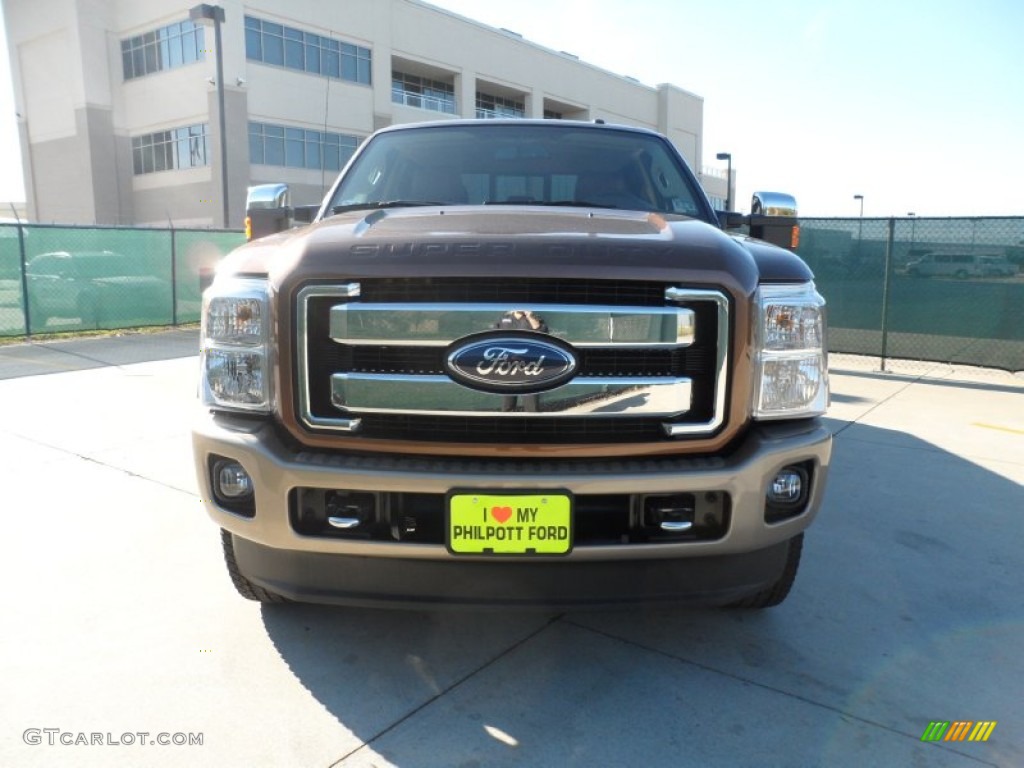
[218,206,812,292]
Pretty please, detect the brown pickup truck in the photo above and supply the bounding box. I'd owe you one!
[193,120,831,609]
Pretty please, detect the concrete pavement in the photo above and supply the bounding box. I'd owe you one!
[0,335,1021,767]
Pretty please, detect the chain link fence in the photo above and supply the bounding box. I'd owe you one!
[798,217,1024,372]
[0,223,245,337]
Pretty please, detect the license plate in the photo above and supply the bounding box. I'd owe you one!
[447,491,573,555]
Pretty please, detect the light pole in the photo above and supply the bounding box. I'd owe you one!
[190,4,229,228]
[907,212,917,258]
[716,152,732,212]
[853,194,864,263]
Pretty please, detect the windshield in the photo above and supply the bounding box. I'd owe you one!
[325,123,711,219]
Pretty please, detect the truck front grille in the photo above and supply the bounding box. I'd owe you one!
[296,279,729,443]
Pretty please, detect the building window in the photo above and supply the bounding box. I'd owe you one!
[131,124,209,175]
[476,92,525,120]
[249,122,360,172]
[543,109,563,120]
[244,16,371,84]
[121,20,205,81]
[391,71,456,114]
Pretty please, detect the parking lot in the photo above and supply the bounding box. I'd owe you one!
[1,331,1021,767]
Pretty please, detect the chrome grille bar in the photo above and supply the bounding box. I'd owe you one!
[331,374,692,417]
[330,303,695,347]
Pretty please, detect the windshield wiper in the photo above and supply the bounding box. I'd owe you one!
[331,200,449,215]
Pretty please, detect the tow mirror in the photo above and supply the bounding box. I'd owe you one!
[244,184,319,241]
[748,192,800,251]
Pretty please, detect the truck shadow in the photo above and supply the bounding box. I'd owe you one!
[259,421,1024,766]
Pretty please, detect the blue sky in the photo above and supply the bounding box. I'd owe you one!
[2,0,1022,216]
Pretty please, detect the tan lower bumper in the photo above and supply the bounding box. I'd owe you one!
[192,412,832,561]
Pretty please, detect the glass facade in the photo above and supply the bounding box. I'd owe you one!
[131,124,209,175]
[249,122,360,172]
[391,71,457,114]
[245,16,371,85]
[476,92,525,119]
[121,20,205,80]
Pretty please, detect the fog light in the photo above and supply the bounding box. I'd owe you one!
[215,461,253,499]
[768,469,803,504]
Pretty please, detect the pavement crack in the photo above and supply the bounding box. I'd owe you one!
[327,613,565,767]
[5,431,198,497]
[28,341,126,371]
[563,619,1000,767]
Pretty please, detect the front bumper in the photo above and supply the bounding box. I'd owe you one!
[193,413,831,606]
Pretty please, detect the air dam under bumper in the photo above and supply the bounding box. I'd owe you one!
[230,535,793,608]
[193,414,831,607]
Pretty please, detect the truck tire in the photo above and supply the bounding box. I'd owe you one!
[220,529,288,603]
[728,533,803,609]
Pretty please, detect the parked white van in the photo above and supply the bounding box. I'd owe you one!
[906,253,1015,278]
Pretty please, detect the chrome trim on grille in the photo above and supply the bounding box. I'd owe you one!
[330,303,695,347]
[331,374,693,417]
[297,285,362,433]
[662,288,729,437]
[297,283,730,437]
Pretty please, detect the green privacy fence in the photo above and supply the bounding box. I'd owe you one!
[3,218,1023,371]
[0,224,245,337]
[797,217,1024,371]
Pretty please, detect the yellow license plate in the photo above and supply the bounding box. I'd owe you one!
[447,491,573,555]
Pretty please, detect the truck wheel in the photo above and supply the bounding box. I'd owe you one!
[728,533,803,609]
[220,529,288,603]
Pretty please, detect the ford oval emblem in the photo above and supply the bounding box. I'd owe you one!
[445,332,578,394]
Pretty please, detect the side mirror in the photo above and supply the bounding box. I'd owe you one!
[244,184,320,241]
[246,207,290,241]
[748,191,800,251]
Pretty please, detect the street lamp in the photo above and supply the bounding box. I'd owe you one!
[190,4,229,228]
[853,194,864,261]
[716,152,732,212]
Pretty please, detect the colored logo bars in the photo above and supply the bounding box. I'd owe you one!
[920,721,997,742]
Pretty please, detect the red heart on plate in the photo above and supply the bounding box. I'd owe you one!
[491,506,513,524]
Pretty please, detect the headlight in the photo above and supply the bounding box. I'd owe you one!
[200,277,274,412]
[752,282,828,419]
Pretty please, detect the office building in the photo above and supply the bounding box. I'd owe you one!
[3,0,730,226]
